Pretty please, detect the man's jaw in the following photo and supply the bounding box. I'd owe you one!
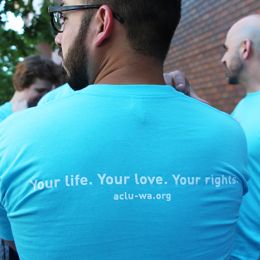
[223,65,240,85]
[228,76,240,85]
[226,71,240,85]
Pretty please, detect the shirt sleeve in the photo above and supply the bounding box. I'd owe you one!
[0,203,13,241]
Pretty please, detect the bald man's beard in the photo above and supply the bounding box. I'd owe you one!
[63,15,93,90]
[226,56,244,85]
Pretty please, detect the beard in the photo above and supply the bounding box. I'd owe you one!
[63,14,93,91]
[225,56,244,85]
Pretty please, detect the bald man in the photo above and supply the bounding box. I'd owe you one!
[222,15,260,260]
[172,14,260,259]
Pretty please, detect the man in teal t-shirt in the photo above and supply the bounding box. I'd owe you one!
[0,1,248,259]
[221,15,260,260]
[0,55,61,259]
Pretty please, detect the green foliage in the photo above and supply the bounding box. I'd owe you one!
[0,0,55,104]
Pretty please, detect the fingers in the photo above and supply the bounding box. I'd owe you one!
[190,89,209,104]
[164,70,208,103]
[164,70,190,95]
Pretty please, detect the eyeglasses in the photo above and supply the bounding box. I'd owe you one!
[48,4,125,33]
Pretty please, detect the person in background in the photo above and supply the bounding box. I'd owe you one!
[169,14,260,260]
[222,14,260,260]
[0,55,62,123]
[0,55,62,260]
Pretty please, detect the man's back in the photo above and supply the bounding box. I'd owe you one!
[0,84,247,259]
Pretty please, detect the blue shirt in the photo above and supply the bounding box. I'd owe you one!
[231,91,260,260]
[0,102,12,259]
[38,83,74,106]
[0,84,248,260]
[0,102,12,123]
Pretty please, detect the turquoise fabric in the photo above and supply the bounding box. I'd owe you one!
[0,84,248,259]
[231,91,260,260]
[38,83,73,106]
[0,101,12,259]
[0,102,12,123]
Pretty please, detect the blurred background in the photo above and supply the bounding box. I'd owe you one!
[165,0,260,113]
[0,0,260,113]
[0,0,61,104]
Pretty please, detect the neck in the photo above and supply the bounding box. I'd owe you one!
[10,91,28,112]
[243,62,260,93]
[245,81,260,93]
[94,53,165,85]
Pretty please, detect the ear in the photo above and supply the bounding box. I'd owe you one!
[240,39,252,60]
[93,5,114,47]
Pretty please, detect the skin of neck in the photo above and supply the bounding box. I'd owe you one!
[94,49,165,86]
[241,59,260,94]
[90,26,166,86]
[10,90,29,112]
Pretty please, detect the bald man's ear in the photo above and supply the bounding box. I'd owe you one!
[94,5,114,47]
[240,39,252,60]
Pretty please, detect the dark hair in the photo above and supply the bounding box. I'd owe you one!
[13,55,63,91]
[89,0,182,61]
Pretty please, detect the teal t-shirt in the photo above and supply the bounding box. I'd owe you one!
[0,102,12,123]
[0,85,248,260]
[231,91,260,260]
[38,83,74,106]
[0,101,12,259]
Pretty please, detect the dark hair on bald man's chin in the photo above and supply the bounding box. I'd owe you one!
[228,76,240,85]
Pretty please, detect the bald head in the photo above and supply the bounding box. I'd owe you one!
[221,14,260,87]
[221,14,260,89]
[227,14,260,54]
